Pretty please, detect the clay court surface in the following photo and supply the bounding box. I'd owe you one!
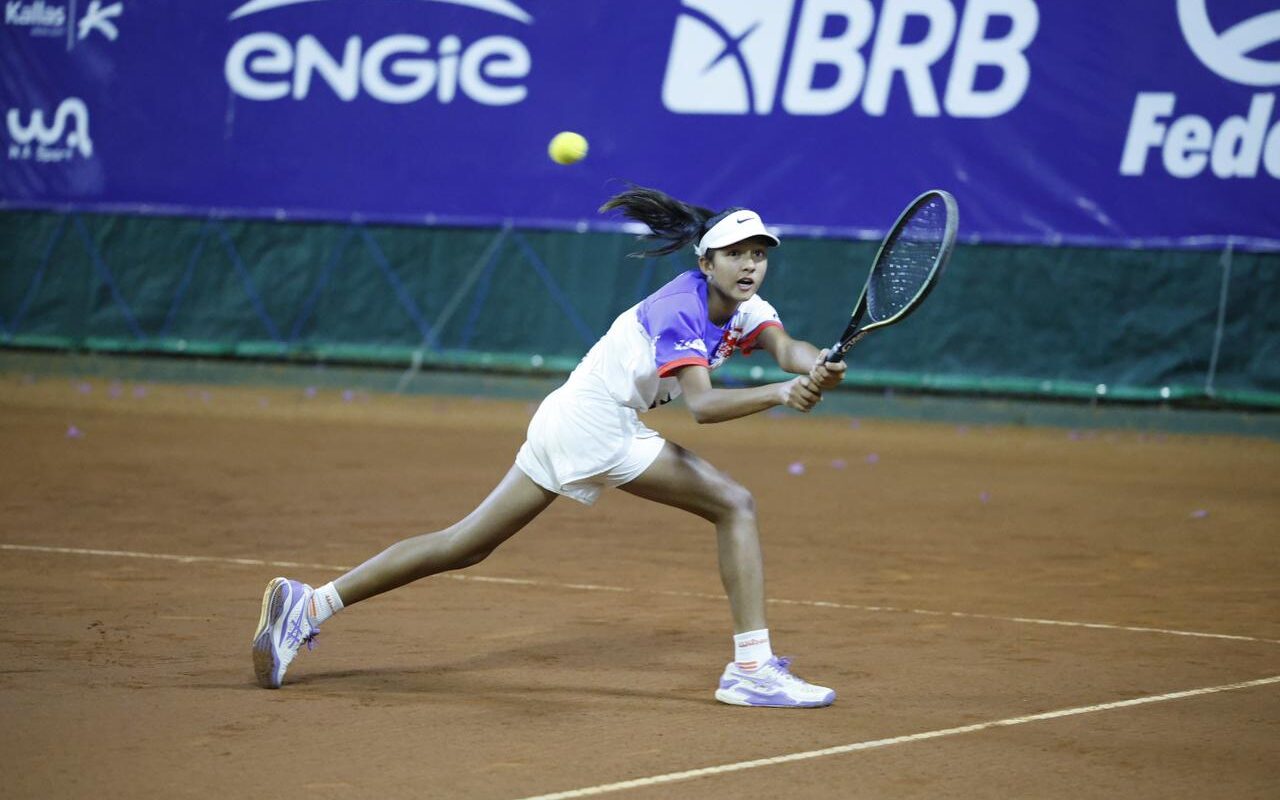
[1,372,1277,799]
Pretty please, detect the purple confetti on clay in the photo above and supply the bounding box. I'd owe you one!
[1190,509,1208,519]
[830,458,847,470]
[76,382,92,394]
[66,425,83,439]
[980,491,991,503]
[788,462,805,476]
[342,390,355,403]
[866,453,880,464]
[956,425,970,435]
[258,398,270,408]
[849,418,861,429]
[132,386,148,398]
[108,383,123,398]
[304,386,318,399]
[1068,430,1082,440]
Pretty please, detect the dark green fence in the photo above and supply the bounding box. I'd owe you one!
[2,210,1277,408]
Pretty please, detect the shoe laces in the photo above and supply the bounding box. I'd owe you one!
[285,615,319,651]
[759,656,803,684]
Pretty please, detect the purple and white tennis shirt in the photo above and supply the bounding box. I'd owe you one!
[566,270,782,411]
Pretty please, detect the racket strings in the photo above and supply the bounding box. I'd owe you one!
[867,198,948,322]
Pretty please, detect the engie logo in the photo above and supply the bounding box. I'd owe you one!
[6,97,93,162]
[225,0,534,106]
[662,0,1040,118]
[1120,0,1280,179]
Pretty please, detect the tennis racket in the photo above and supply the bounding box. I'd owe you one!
[826,189,958,363]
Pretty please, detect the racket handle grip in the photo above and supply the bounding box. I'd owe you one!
[825,342,846,364]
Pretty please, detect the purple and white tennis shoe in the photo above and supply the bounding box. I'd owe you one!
[252,577,318,689]
[715,656,835,708]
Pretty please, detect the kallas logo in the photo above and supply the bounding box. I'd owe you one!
[1120,0,1280,179]
[662,0,1039,118]
[5,0,66,29]
[6,97,94,162]
[225,0,534,106]
[78,0,122,42]
[5,0,123,45]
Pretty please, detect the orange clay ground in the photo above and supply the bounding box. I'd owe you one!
[0,371,1277,799]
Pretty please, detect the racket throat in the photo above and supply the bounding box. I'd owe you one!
[828,330,867,363]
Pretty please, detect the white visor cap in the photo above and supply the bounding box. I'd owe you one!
[694,210,781,256]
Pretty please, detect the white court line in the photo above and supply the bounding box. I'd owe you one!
[0,543,351,571]
[509,675,1280,800]
[3,542,1278,646]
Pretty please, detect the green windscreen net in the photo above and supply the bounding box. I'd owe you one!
[2,210,1277,408]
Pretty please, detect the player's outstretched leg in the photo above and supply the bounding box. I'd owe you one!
[251,577,318,689]
[250,466,557,689]
[715,656,835,708]
[621,441,835,708]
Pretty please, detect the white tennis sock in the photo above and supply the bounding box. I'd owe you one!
[309,581,344,625]
[733,628,773,671]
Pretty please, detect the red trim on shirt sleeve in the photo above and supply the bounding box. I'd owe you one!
[657,356,710,377]
[738,320,784,355]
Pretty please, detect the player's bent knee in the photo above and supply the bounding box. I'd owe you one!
[715,479,756,521]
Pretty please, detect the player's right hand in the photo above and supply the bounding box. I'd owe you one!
[809,349,847,390]
[781,376,822,412]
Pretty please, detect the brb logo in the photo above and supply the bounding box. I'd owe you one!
[224,0,534,105]
[1121,0,1280,179]
[662,0,1040,117]
[6,97,93,162]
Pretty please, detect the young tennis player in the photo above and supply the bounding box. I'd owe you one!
[252,186,847,707]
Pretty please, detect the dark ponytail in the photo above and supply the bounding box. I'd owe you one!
[599,185,716,257]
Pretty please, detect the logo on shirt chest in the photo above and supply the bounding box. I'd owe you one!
[711,325,744,367]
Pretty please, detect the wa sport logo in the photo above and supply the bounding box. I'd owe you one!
[662,0,1039,118]
[6,97,93,162]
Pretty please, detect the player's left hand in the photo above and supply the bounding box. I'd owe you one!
[809,349,846,390]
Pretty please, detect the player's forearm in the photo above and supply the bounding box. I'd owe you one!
[777,339,822,374]
[684,383,789,424]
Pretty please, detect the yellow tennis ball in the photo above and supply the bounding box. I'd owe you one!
[548,131,588,165]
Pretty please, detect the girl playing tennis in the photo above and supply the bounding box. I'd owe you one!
[252,186,846,707]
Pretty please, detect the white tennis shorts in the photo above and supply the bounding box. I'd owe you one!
[515,380,666,506]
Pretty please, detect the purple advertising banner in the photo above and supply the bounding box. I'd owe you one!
[2,0,1278,249]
